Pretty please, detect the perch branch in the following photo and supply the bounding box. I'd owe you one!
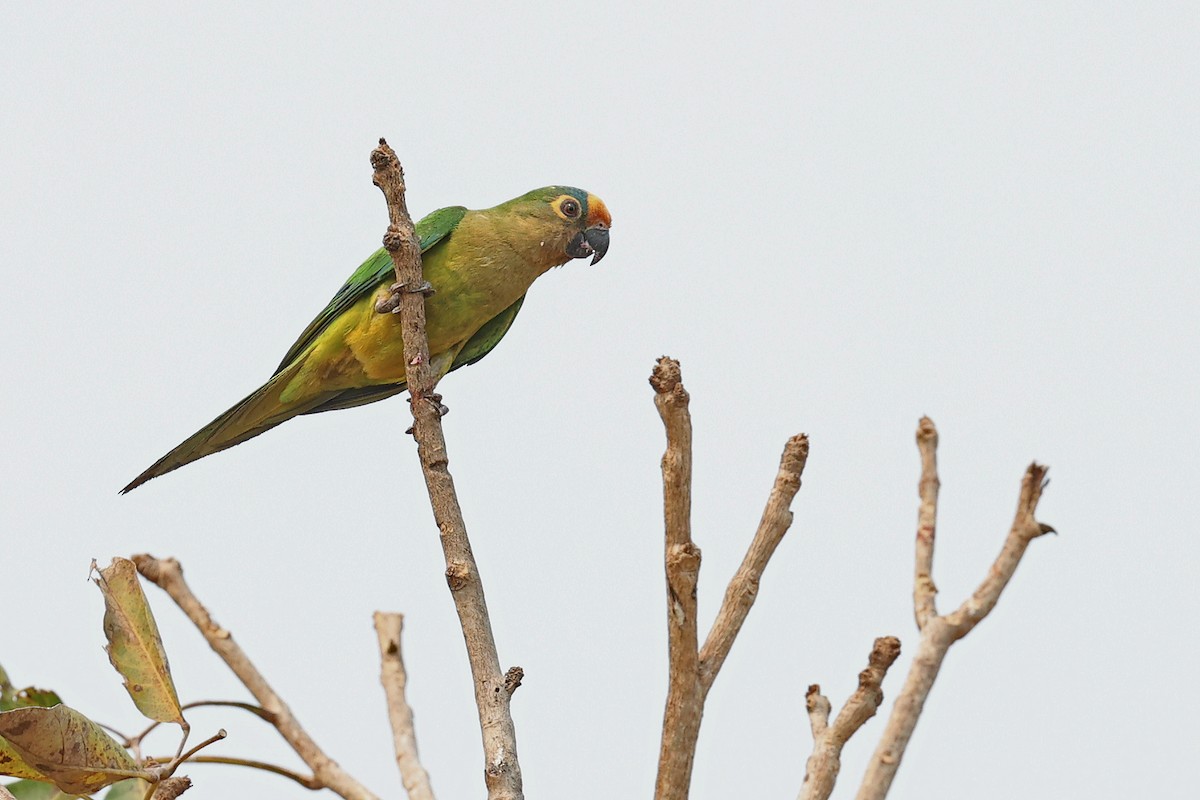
[374,612,435,800]
[370,139,522,800]
[856,419,1054,800]
[699,434,809,694]
[799,637,901,800]
[131,554,378,800]
[651,357,702,800]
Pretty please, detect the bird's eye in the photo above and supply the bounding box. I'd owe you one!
[560,198,580,218]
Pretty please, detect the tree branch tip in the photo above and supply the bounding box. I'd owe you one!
[1038,522,1058,536]
[151,776,192,800]
[782,434,810,471]
[649,356,684,395]
[131,553,176,584]
[504,666,525,695]
[916,416,938,444]
[871,636,902,663]
[806,683,822,699]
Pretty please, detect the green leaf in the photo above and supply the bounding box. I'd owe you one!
[0,666,64,714]
[0,667,13,709]
[7,693,60,713]
[2,778,85,799]
[93,559,184,726]
[0,705,147,796]
[101,779,151,799]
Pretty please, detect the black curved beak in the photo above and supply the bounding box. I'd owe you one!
[566,225,610,265]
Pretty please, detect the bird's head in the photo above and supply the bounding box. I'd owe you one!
[506,186,611,266]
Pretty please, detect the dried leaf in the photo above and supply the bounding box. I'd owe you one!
[0,705,146,796]
[0,677,68,782]
[93,559,184,725]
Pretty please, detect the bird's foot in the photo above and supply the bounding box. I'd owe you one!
[404,393,449,434]
[375,280,436,314]
[425,392,449,417]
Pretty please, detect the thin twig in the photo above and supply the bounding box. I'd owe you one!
[151,756,322,790]
[131,701,274,750]
[699,434,809,695]
[131,554,379,800]
[857,420,1054,800]
[370,139,522,800]
[913,417,939,629]
[799,637,901,800]
[650,357,702,800]
[173,729,226,768]
[374,612,435,800]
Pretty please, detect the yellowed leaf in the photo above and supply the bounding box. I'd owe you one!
[93,558,184,725]
[0,706,146,796]
[0,737,47,782]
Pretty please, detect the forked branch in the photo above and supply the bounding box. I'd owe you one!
[799,637,902,800]
[856,418,1054,800]
[651,357,809,799]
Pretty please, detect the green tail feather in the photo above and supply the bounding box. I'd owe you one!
[120,362,322,493]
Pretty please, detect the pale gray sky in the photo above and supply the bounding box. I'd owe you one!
[2,3,1197,798]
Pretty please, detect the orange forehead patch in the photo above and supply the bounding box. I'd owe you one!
[586,194,611,228]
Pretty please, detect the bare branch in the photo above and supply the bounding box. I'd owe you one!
[805,685,831,740]
[913,417,939,629]
[857,422,1054,800]
[374,612,435,800]
[699,434,809,694]
[799,637,901,800]
[651,356,702,800]
[131,554,379,800]
[650,358,809,799]
[370,139,522,800]
[0,784,16,800]
[942,462,1054,637]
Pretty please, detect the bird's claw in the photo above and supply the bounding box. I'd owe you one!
[404,393,449,428]
[396,279,435,297]
[375,280,436,315]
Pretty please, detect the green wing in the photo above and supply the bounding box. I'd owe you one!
[299,294,527,415]
[447,294,525,373]
[273,205,468,375]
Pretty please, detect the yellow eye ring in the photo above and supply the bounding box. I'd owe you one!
[558,197,581,219]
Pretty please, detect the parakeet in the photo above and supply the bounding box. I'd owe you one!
[121,186,611,493]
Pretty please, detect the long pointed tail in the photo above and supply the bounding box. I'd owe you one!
[121,362,321,493]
